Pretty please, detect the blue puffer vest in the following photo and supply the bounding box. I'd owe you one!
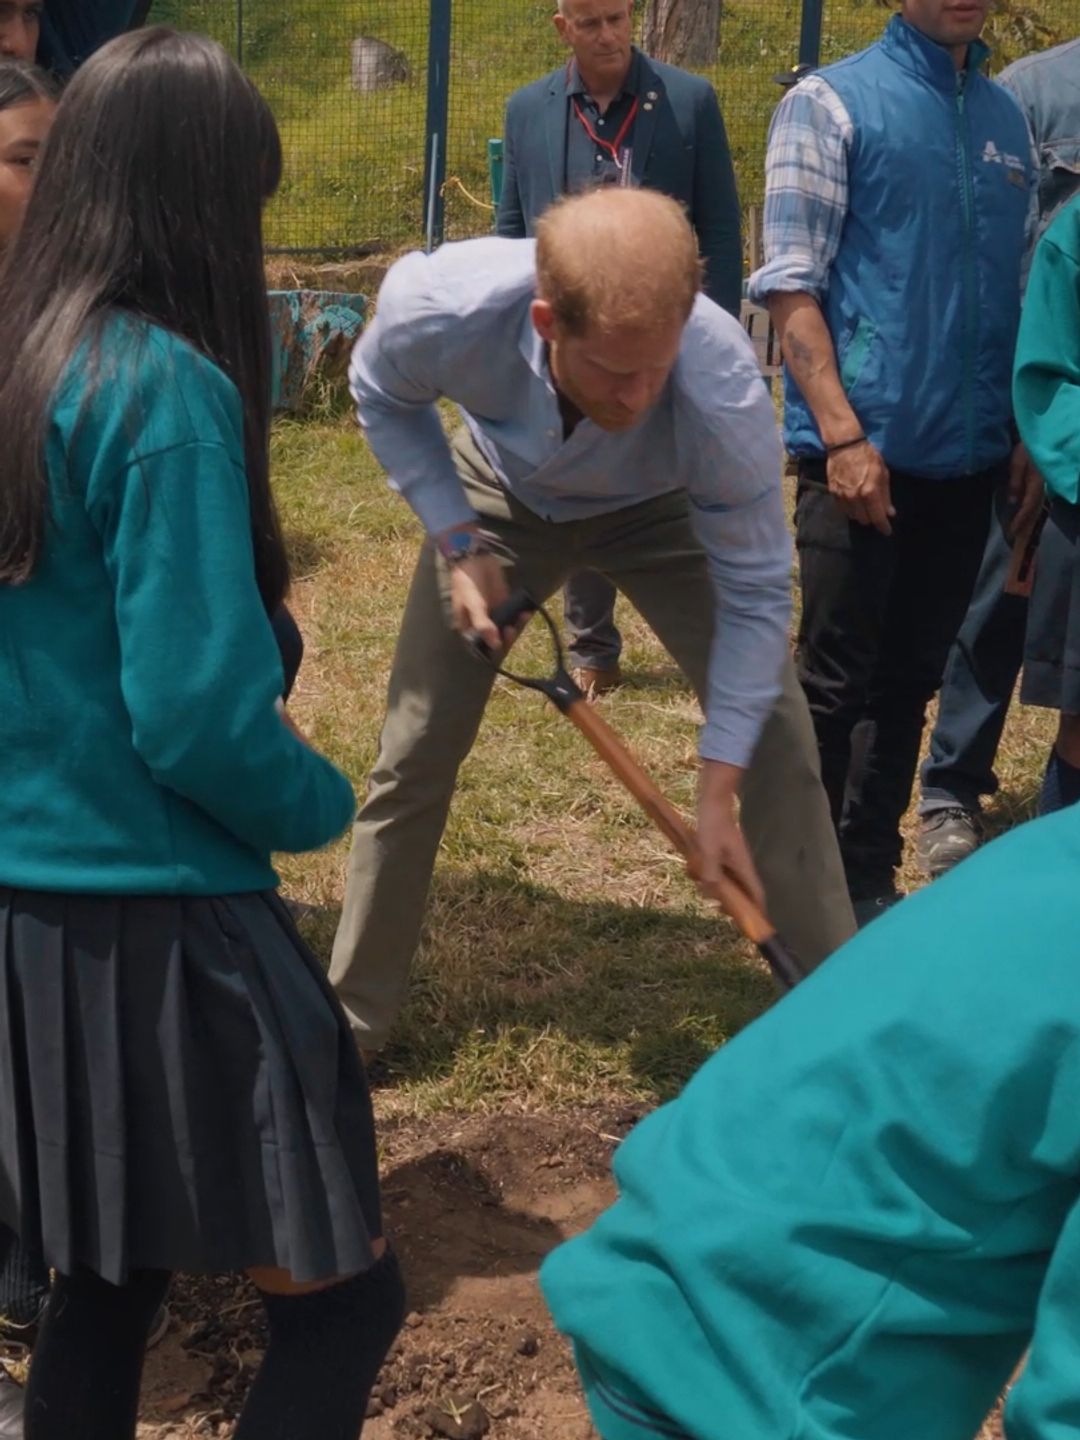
[784,18,1034,477]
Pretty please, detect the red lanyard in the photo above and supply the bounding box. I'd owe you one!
[571,93,640,171]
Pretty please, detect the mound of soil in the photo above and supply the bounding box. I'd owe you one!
[135,1107,645,1440]
[2,1102,999,1439]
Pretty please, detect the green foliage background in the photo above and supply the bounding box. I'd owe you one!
[150,0,1075,252]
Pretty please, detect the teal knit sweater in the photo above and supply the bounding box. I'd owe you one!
[542,804,1080,1440]
[0,317,354,894]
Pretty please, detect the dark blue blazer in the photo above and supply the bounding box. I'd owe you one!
[496,48,742,316]
[38,0,143,76]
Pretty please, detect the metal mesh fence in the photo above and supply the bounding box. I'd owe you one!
[444,0,809,238]
[151,1,1080,256]
[152,0,432,252]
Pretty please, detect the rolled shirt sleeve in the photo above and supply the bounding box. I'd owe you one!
[748,76,854,303]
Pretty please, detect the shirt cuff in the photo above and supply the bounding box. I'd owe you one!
[393,470,479,538]
[698,717,758,770]
[748,254,828,304]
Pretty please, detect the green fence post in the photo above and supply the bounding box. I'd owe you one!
[424,0,452,252]
[487,137,504,216]
[798,0,824,68]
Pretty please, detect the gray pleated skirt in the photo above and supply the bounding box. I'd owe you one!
[0,887,382,1286]
[1022,497,1080,713]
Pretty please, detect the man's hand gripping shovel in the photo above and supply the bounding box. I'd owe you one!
[469,589,803,991]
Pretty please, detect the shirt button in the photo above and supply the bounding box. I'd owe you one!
[597,117,605,126]
[596,153,604,162]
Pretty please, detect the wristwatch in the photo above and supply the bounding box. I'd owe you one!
[437,528,491,565]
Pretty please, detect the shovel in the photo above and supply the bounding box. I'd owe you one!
[471,588,803,991]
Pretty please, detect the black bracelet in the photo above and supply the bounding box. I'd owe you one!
[824,435,868,455]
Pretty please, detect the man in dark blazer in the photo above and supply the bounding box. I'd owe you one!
[497,0,743,694]
[0,0,147,72]
[37,0,149,74]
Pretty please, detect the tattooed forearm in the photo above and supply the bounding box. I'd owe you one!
[767,290,859,440]
[783,324,832,382]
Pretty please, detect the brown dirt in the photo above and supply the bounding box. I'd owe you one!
[3,1103,1006,1438]
[133,1107,639,1440]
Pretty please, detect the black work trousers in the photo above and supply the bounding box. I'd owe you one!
[795,459,1000,900]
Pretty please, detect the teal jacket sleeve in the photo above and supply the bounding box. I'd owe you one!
[1014,211,1080,506]
[81,338,355,857]
[1006,1190,1080,1440]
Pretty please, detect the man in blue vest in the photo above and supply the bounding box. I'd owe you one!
[749,0,1037,926]
[498,0,742,696]
[917,34,1080,874]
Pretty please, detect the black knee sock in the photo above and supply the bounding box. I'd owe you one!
[0,1227,50,1334]
[1039,748,1080,816]
[235,1250,406,1440]
[24,1266,170,1440]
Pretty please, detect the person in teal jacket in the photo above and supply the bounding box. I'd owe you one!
[0,27,402,1440]
[1013,197,1080,815]
[542,799,1080,1439]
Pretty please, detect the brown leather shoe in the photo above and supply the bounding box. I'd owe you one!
[571,664,622,698]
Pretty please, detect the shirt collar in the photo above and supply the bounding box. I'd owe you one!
[566,46,642,101]
[518,299,550,382]
[882,14,990,90]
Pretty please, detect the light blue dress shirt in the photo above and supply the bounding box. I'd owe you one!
[349,236,791,766]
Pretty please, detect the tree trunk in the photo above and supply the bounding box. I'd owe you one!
[641,0,722,68]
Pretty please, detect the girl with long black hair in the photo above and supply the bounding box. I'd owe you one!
[0,27,403,1440]
[0,59,58,1440]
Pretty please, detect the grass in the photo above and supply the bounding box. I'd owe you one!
[268,401,1055,1123]
[150,0,1076,254]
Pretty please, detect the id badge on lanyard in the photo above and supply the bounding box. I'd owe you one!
[572,94,639,187]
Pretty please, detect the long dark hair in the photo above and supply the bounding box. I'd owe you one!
[0,59,60,112]
[0,27,288,614]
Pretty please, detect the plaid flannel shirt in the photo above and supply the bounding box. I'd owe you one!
[748,72,1039,305]
[748,77,854,303]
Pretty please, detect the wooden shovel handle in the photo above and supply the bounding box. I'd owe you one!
[564,698,776,947]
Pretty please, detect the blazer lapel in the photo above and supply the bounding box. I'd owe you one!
[631,56,664,185]
[545,70,568,205]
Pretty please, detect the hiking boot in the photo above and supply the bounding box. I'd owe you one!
[852,892,903,929]
[916,807,982,879]
[0,1365,23,1440]
[571,664,621,699]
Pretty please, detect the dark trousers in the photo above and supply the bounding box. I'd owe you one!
[795,461,999,899]
[563,569,622,668]
[919,481,1028,814]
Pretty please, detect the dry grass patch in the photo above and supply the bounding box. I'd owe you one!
[272,409,1057,1127]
